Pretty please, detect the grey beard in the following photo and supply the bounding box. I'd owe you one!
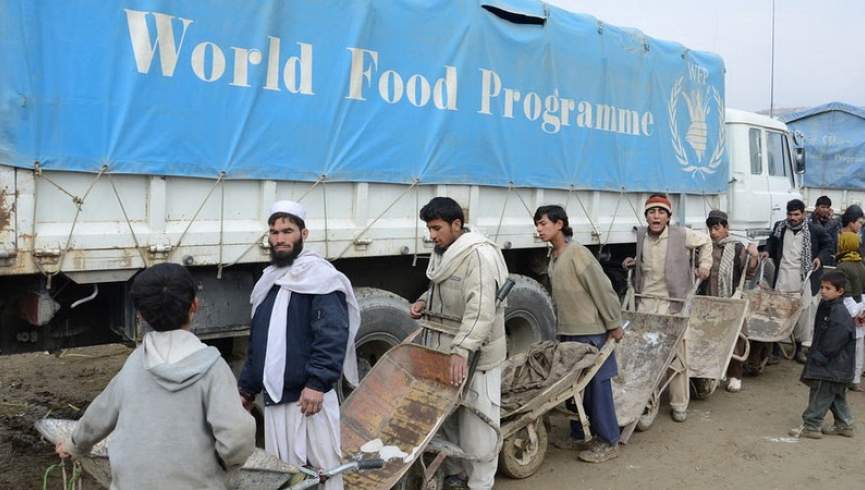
[270,240,303,267]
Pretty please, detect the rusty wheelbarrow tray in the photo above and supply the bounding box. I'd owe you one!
[341,341,462,490]
[33,418,309,489]
[685,272,751,398]
[613,270,692,442]
[496,340,616,479]
[744,266,813,343]
[612,309,689,443]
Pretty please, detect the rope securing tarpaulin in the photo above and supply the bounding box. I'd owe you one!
[0,0,727,194]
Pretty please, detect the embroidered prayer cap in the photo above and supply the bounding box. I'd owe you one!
[269,200,306,222]
[644,194,672,215]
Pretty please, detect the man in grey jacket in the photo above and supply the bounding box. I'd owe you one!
[410,197,509,490]
[56,263,255,490]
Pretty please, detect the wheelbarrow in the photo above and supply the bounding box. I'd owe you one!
[613,271,693,442]
[342,280,515,489]
[34,418,384,489]
[496,338,617,479]
[742,262,815,374]
[686,270,751,399]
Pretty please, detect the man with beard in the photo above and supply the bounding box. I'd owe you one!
[622,194,712,423]
[410,197,508,490]
[762,199,831,364]
[238,201,360,490]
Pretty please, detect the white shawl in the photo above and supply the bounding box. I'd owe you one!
[427,230,508,286]
[250,249,360,402]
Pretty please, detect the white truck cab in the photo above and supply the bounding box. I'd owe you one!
[725,109,804,243]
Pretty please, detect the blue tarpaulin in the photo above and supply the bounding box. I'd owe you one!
[0,0,727,193]
[783,102,865,191]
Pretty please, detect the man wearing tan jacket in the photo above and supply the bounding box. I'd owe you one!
[623,194,712,423]
[410,197,508,490]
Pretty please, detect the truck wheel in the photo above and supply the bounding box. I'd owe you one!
[338,288,418,400]
[499,418,548,479]
[635,388,660,432]
[505,275,556,355]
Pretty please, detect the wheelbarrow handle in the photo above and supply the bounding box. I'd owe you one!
[730,331,751,362]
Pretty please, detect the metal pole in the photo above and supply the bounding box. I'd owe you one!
[769,0,776,118]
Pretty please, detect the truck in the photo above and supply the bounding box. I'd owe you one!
[0,0,806,378]
[781,102,865,210]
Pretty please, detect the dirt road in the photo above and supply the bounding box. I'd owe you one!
[2,344,864,489]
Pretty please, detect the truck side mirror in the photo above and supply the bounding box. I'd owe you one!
[794,147,806,174]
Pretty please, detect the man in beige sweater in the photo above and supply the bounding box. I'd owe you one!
[535,205,624,463]
[410,197,509,490]
[623,194,712,422]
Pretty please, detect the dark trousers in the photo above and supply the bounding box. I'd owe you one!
[569,377,620,445]
[560,334,620,446]
[802,380,854,430]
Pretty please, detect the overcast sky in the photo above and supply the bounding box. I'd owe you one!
[546,0,865,113]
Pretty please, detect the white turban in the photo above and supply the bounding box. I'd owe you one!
[269,200,306,222]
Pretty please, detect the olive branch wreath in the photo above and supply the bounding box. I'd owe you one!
[668,76,726,177]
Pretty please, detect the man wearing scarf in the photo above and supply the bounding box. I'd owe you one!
[699,210,758,393]
[623,194,712,423]
[238,201,360,490]
[410,197,508,490]
[763,199,831,363]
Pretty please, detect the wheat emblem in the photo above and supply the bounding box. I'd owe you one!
[669,76,725,177]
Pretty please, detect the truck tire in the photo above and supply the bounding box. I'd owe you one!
[504,275,556,355]
[338,288,418,400]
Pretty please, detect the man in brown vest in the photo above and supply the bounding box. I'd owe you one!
[623,194,712,422]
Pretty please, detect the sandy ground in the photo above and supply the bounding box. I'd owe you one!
[2,344,864,489]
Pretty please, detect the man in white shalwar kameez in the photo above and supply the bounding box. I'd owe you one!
[238,201,360,490]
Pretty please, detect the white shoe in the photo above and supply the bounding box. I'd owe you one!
[726,378,742,393]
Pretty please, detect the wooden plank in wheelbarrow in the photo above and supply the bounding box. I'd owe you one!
[612,311,688,428]
[686,295,749,380]
[342,344,461,490]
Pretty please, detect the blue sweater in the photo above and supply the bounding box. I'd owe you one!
[238,286,349,405]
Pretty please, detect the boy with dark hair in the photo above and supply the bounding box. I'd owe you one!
[793,270,857,439]
[810,195,841,262]
[535,205,623,463]
[700,210,758,393]
[56,263,256,489]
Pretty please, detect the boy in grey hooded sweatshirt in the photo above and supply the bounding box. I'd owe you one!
[56,263,256,489]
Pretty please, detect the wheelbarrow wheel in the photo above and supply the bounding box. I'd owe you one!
[691,378,719,400]
[635,389,660,432]
[393,457,445,490]
[499,419,548,479]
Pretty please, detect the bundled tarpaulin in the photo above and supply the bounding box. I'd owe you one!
[783,102,865,191]
[0,0,727,193]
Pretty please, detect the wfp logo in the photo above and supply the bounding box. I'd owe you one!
[668,64,725,177]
